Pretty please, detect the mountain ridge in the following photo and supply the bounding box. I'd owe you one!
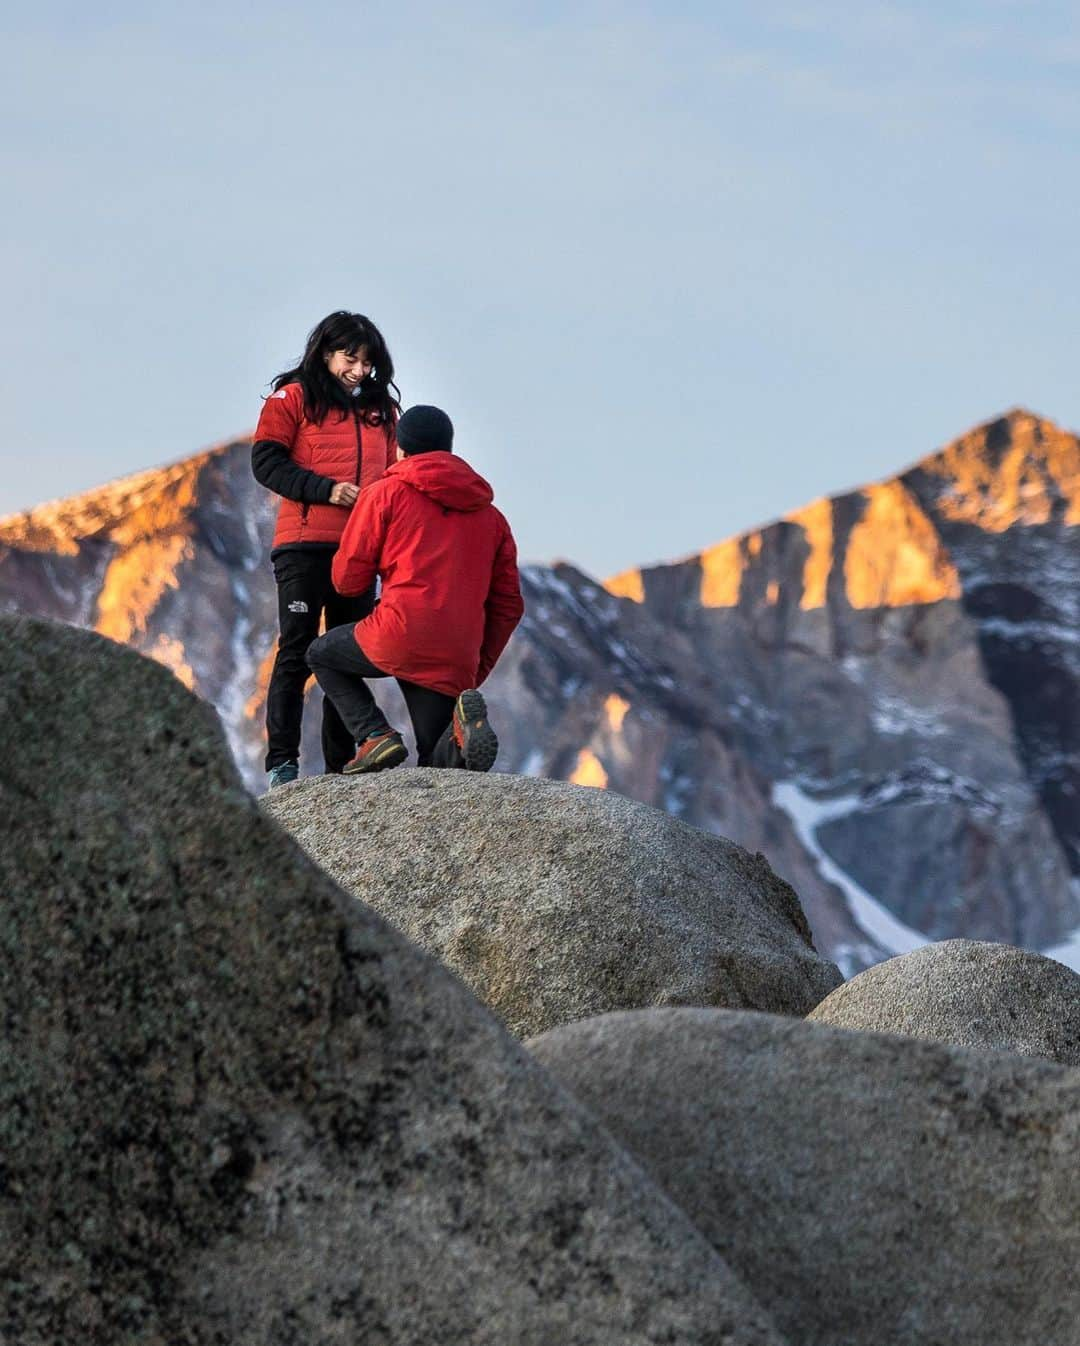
[604,408,1079,607]
[4,407,1073,572]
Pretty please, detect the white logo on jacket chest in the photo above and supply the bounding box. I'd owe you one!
[287,600,309,614]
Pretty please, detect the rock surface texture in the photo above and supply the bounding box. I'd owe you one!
[807,938,1080,1065]
[0,614,787,1346]
[529,1008,1080,1346]
[262,771,842,1037]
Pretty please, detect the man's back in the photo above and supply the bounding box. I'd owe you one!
[332,452,524,696]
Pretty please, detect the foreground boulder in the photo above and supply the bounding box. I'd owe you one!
[807,938,1080,1065]
[263,771,841,1037]
[0,616,786,1346]
[529,1008,1080,1346]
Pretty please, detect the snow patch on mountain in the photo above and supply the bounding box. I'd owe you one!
[981,617,1080,650]
[772,782,929,958]
[871,694,949,739]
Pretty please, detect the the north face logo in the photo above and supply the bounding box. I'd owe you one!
[270,389,288,399]
[288,600,309,614]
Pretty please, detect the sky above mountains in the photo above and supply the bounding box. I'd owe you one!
[3,1,1078,576]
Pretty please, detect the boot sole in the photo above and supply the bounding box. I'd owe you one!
[342,739,408,775]
[455,690,498,772]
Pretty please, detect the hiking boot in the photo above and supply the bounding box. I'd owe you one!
[452,689,498,772]
[267,761,299,790]
[342,731,407,775]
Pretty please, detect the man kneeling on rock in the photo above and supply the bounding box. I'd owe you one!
[305,405,524,774]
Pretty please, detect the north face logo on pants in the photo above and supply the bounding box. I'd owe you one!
[288,600,309,614]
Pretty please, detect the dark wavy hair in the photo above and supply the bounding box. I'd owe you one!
[271,311,402,425]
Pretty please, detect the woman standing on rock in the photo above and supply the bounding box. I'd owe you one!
[252,311,401,789]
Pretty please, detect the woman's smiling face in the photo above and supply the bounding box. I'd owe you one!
[324,346,372,389]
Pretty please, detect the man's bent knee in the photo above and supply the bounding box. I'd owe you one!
[305,634,328,672]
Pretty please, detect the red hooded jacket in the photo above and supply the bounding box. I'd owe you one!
[254,381,396,548]
[332,453,525,695]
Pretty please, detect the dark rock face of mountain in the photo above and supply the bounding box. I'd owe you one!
[902,415,1080,880]
[0,444,280,775]
[1,411,1077,972]
[598,410,1080,957]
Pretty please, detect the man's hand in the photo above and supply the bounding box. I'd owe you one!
[329,482,360,507]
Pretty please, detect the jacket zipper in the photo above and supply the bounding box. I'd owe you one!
[354,410,363,485]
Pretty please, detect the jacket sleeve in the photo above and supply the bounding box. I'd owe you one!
[250,385,336,504]
[332,485,389,595]
[477,521,525,684]
[251,440,336,504]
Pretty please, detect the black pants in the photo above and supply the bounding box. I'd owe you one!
[265,548,375,773]
[306,622,464,767]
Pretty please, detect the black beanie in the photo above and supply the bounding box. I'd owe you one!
[397,405,454,456]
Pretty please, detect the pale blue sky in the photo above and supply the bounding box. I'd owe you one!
[2,1,1077,575]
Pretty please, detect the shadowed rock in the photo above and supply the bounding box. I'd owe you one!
[0,615,786,1346]
[529,1007,1080,1346]
[807,938,1080,1065]
[262,771,842,1038]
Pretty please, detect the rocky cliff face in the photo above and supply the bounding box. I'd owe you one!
[596,410,1080,959]
[2,411,1077,972]
[0,443,278,773]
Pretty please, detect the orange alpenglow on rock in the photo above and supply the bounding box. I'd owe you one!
[245,647,277,721]
[0,454,208,646]
[145,633,196,691]
[922,411,1080,531]
[645,478,960,617]
[603,568,645,603]
[594,414,1078,625]
[569,749,609,789]
[0,454,211,555]
[844,481,961,609]
[91,467,204,644]
[604,693,631,733]
[699,537,746,607]
[94,535,195,644]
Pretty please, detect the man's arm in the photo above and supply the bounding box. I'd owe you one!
[477,523,525,684]
[332,485,390,595]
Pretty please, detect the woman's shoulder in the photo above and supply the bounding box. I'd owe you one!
[264,380,304,405]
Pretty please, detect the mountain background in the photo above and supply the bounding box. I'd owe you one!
[2,409,1078,977]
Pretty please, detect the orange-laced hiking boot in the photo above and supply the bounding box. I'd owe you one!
[342,731,408,775]
[452,690,498,772]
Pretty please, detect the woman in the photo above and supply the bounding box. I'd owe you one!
[252,310,400,788]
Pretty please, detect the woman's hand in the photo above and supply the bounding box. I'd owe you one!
[329,482,360,507]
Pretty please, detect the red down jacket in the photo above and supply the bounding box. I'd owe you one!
[332,452,525,695]
[254,381,396,548]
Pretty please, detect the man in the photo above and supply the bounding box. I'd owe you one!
[305,404,524,773]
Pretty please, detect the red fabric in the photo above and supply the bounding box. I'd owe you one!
[254,381,396,547]
[332,453,525,695]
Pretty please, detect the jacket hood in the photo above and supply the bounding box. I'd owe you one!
[388,452,494,512]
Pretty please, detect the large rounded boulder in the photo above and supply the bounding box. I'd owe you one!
[263,770,842,1037]
[807,938,1080,1064]
[529,1007,1080,1346]
[0,615,786,1346]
